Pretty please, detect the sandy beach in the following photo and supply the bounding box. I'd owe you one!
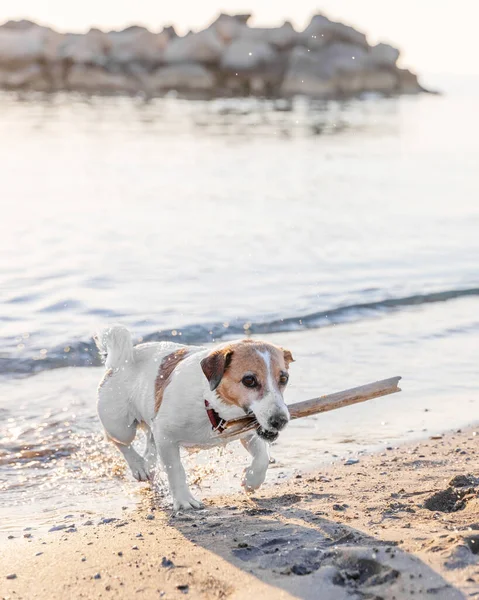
[2,426,479,600]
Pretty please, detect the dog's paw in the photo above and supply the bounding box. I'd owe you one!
[130,458,151,482]
[173,494,204,512]
[241,467,265,493]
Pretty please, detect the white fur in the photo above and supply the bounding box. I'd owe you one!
[250,349,290,432]
[96,326,281,511]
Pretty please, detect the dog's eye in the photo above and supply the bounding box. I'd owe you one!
[279,373,289,386]
[242,375,258,388]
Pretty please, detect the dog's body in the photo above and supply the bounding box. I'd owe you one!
[96,325,293,510]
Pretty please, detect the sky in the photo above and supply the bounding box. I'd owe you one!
[1,1,478,75]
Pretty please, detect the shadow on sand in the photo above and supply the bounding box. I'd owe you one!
[158,490,464,600]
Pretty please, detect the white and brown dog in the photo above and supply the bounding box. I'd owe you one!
[96,325,294,511]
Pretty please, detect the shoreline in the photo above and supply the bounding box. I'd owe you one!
[2,404,478,538]
[2,426,479,599]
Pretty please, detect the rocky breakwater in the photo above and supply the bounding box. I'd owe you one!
[0,13,427,98]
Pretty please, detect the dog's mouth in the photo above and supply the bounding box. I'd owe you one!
[256,427,279,442]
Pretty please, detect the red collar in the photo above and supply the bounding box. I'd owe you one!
[204,400,226,433]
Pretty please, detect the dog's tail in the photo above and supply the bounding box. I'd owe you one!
[95,325,134,370]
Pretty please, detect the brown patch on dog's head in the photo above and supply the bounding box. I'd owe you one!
[155,347,189,413]
[281,348,295,366]
[201,340,294,410]
[200,345,234,392]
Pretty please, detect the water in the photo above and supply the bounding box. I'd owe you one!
[1,76,478,532]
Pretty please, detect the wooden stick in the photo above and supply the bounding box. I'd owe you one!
[218,376,402,440]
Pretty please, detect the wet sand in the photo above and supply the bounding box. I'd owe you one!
[2,427,479,599]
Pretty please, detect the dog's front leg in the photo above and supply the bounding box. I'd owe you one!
[156,440,204,511]
[143,429,157,476]
[241,434,270,492]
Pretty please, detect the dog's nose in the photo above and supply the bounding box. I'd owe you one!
[268,414,289,431]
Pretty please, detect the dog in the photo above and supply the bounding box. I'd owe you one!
[96,325,294,511]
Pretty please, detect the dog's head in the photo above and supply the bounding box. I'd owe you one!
[201,340,294,441]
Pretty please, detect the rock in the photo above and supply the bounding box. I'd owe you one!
[231,14,252,25]
[106,27,169,68]
[0,12,425,99]
[57,29,111,66]
[66,64,138,93]
[6,573,17,579]
[209,14,250,43]
[0,23,62,69]
[161,557,175,568]
[464,535,479,555]
[239,22,299,50]
[281,47,337,98]
[164,29,224,65]
[48,524,67,532]
[98,517,119,525]
[397,68,423,94]
[1,19,38,30]
[344,458,360,466]
[211,14,299,49]
[220,39,280,73]
[114,521,129,528]
[368,42,400,67]
[0,63,44,88]
[281,44,399,98]
[162,26,178,39]
[338,69,398,96]
[151,63,215,93]
[218,33,288,94]
[301,14,368,50]
[322,42,369,73]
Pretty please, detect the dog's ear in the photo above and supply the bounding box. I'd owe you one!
[282,348,295,367]
[201,348,234,391]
